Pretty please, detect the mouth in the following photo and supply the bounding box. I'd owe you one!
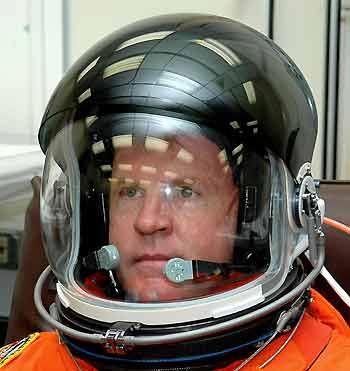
[135,254,173,262]
[132,254,176,277]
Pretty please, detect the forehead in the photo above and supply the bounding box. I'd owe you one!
[111,135,233,185]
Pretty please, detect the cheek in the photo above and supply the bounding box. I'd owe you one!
[109,213,134,254]
[175,210,234,261]
[109,216,135,280]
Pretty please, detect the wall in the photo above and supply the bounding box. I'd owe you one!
[273,0,328,178]
[0,1,63,146]
[0,1,61,320]
[338,2,350,179]
[67,1,270,65]
[1,1,32,144]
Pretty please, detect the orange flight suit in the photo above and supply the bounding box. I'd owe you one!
[1,290,350,370]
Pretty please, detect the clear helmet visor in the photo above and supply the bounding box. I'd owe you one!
[108,133,241,302]
[41,113,296,306]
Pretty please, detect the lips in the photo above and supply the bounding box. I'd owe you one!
[135,254,173,262]
[132,254,176,277]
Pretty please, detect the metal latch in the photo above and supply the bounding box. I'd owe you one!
[104,321,141,354]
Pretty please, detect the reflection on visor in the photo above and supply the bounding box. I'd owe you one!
[81,253,262,303]
[109,178,208,212]
[42,119,273,305]
[96,134,243,302]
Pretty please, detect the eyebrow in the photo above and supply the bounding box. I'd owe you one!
[109,177,137,186]
[109,176,201,188]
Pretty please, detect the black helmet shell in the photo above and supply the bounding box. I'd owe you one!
[39,13,317,177]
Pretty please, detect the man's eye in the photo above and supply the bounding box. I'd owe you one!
[178,186,197,198]
[120,186,142,198]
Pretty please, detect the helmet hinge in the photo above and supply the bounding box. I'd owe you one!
[295,163,325,229]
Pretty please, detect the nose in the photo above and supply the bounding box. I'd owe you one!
[134,190,173,235]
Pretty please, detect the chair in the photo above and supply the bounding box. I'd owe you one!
[313,181,350,320]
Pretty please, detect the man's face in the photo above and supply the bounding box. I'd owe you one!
[109,135,239,302]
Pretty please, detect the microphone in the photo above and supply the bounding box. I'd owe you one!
[83,244,120,271]
[164,258,239,283]
[82,244,124,297]
[82,247,252,286]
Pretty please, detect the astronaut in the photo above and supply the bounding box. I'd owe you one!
[2,14,350,371]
